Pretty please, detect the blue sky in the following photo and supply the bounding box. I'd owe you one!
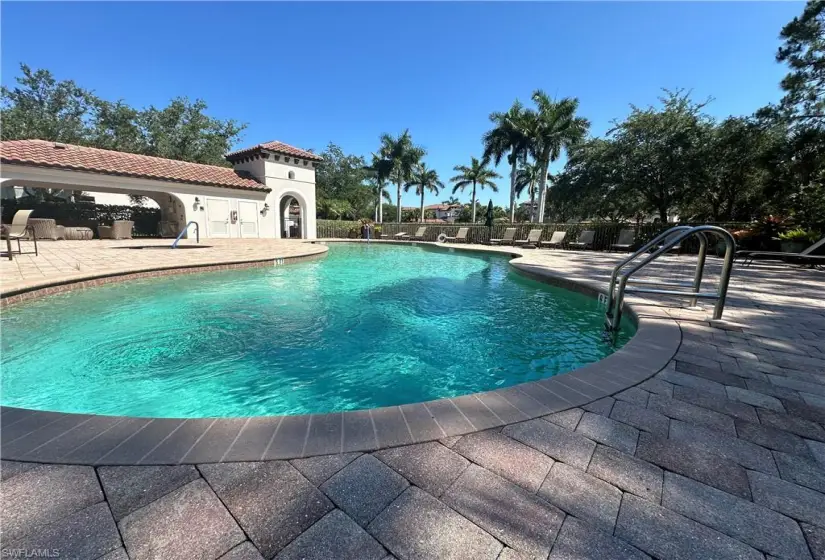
[1,1,803,208]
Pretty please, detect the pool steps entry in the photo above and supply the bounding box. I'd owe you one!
[604,225,736,331]
[171,221,200,248]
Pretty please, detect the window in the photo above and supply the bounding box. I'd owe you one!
[288,171,295,180]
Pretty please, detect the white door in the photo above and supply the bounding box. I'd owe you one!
[206,198,230,237]
[238,201,259,238]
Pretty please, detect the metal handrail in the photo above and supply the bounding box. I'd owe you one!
[605,225,736,331]
[171,221,199,248]
[605,226,692,314]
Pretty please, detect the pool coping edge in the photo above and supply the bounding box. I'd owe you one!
[0,240,681,465]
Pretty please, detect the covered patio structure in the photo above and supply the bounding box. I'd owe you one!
[0,139,321,240]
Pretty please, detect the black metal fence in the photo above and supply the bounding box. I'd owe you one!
[0,200,162,237]
[316,220,751,254]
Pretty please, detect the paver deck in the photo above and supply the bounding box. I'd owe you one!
[0,238,328,298]
[1,240,824,559]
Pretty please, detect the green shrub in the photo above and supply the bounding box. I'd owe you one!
[777,228,820,243]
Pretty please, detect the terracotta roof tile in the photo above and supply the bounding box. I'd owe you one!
[0,139,270,192]
[225,140,323,162]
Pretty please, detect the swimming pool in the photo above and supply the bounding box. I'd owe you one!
[0,243,634,417]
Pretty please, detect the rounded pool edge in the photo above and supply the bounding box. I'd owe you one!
[0,240,681,465]
[0,243,330,305]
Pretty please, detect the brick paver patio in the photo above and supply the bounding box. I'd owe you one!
[0,238,327,296]
[1,241,824,559]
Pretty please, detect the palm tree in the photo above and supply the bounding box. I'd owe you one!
[514,160,545,223]
[367,177,392,222]
[404,164,444,223]
[450,157,501,223]
[365,152,392,222]
[482,100,530,222]
[441,196,460,205]
[378,130,426,222]
[522,92,589,222]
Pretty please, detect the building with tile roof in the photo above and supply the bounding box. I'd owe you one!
[1,139,321,239]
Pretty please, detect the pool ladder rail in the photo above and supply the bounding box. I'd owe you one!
[171,221,199,249]
[604,225,736,331]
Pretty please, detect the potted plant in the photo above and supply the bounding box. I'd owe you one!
[777,228,818,253]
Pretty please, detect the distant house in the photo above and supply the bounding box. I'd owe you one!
[425,204,462,223]
[399,204,462,223]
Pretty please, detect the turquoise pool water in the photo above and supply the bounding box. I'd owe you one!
[0,243,634,417]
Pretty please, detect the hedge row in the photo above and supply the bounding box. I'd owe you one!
[316,220,751,253]
[1,200,161,237]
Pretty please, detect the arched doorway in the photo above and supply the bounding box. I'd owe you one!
[146,193,187,237]
[279,194,304,239]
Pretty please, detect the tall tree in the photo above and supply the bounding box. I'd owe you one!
[607,90,710,221]
[450,157,501,222]
[685,117,772,221]
[138,98,245,167]
[405,164,444,223]
[0,64,95,144]
[0,64,246,168]
[378,130,426,222]
[367,177,392,222]
[514,160,543,223]
[88,100,145,154]
[364,152,393,222]
[314,143,372,219]
[482,100,529,222]
[777,0,825,126]
[522,92,589,222]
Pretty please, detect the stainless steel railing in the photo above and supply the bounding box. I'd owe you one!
[604,225,736,331]
[171,221,199,248]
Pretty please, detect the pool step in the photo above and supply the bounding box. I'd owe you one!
[626,278,694,287]
[623,287,719,299]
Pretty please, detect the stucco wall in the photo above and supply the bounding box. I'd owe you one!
[173,192,271,239]
[1,146,318,240]
[262,157,317,239]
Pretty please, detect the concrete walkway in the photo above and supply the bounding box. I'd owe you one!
[1,246,824,559]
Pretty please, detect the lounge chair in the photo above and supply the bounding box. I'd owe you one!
[737,236,825,267]
[444,227,469,243]
[611,229,636,251]
[540,230,567,249]
[513,229,543,247]
[411,226,427,241]
[568,230,595,250]
[490,228,517,245]
[1,209,38,260]
[654,230,683,254]
[393,231,410,240]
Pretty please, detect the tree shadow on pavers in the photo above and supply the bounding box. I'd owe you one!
[436,467,567,559]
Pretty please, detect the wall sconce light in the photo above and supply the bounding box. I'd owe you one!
[194,197,200,203]
[193,196,203,211]
[260,203,270,216]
